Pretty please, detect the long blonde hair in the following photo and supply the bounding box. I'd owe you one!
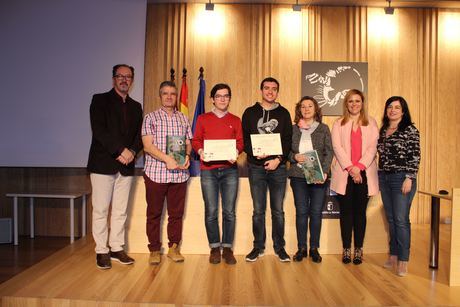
[340,89,369,126]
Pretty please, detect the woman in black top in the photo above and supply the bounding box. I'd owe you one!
[377,96,420,277]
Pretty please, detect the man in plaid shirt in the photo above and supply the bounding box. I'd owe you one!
[142,81,192,265]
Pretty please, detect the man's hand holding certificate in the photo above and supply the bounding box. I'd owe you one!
[250,133,283,157]
[203,139,237,162]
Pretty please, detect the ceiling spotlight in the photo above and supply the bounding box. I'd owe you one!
[292,0,302,12]
[384,0,394,15]
[205,0,214,11]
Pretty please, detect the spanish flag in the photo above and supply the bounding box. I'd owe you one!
[179,75,188,116]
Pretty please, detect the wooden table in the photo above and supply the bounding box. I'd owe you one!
[418,190,452,269]
[6,191,90,245]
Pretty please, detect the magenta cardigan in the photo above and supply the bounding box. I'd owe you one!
[330,117,379,196]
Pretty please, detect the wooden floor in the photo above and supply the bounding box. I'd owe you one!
[0,236,69,284]
[1,225,460,306]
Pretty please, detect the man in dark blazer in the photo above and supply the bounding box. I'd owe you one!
[87,64,143,269]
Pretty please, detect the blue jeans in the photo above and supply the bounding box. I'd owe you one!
[248,164,287,252]
[378,171,417,261]
[200,167,239,248]
[290,176,326,250]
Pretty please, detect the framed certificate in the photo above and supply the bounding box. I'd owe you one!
[203,139,237,161]
[250,133,283,156]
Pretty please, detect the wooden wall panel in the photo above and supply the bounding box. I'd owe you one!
[145,4,460,224]
[418,9,439,222]
[320,7,351,61]
[304,6,321,61]
[436,10,460,221]
[368,8,424,222]
[0,168,91,237]
[184,4,260,116]
[144,4,187,115]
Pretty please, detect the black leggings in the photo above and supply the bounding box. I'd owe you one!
[338,171,370,249]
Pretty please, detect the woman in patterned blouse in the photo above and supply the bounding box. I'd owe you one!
[377,96,420,277]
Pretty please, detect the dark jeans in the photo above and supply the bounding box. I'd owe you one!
[379,171,417,261]
[248,164,287,252]
[200,167,239,248]
[290,176,326,250]
[337,171,369,249]
[144,174,187,252]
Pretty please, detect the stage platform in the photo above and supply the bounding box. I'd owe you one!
[125,177,389,255]
[1,225,460,306]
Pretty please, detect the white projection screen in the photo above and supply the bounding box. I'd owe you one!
[0,0,146,167]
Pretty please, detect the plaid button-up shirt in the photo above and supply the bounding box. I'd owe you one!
[142,107,193,183]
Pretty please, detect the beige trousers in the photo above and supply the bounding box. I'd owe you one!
[90,173,134,254]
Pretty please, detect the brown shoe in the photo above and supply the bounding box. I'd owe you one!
[149,251,161,265]
[222,247,237,265]
[110,250,134,265]
[167,243,185,262]
[209,247,221,264]
[96,253,111,269]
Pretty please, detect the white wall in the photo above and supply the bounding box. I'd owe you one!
[0,0,147,167]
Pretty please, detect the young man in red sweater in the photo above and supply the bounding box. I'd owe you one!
[192,83,244,265]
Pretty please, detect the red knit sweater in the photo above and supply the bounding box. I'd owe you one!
[192,111,244,170]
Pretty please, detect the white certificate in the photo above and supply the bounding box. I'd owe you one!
[250,133,283,156]
[203,139,237,161]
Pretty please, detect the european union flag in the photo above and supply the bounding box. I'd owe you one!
[189,75,205,176]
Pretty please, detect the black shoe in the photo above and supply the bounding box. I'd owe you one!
[276,248,291,262]
[309,248,322,263]
[293,248,308,262]
[353,247,363,265]
[245,248,264,262]
[110,250,135,265]
[342,248,351,264]
[96,253,112,269]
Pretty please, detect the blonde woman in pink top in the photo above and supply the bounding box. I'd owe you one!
[330,89,379,265]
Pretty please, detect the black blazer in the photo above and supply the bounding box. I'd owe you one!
[87,89,143,176]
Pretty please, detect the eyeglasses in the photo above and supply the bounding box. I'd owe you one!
[114,74,133,81]
[214,94,231,100]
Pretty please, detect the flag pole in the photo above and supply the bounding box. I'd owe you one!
[189,67,206,176]
[170,68,175,82]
